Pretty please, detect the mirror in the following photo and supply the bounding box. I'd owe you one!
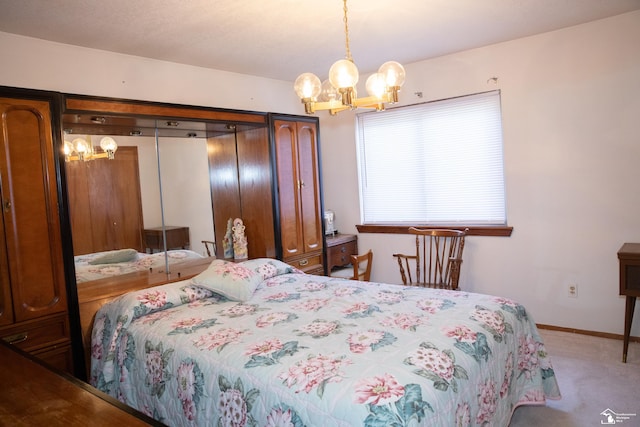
[62,112,260,285]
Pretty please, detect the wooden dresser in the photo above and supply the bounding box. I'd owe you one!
[326,233,358,274]
[144,226,190,252]
[0,340,162,426]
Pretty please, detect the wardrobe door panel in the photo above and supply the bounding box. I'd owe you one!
[0,98,67,321]
[66,146,144,254]
[236,127,275,258]
[209,133,242,258]
[274,121,303,258]
[296,122,323,254]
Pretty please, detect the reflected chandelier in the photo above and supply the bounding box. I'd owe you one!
[63,135,118,162]
[294,0,405,115]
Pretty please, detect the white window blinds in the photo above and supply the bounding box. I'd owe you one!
[356,90,506,225]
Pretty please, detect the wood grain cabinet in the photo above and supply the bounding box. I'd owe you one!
[0,95,73,373]
[208,127,276,259]
[326,233,358,273]
[65,146,144,254]
[272,116,324,275]
[144,226,190,252]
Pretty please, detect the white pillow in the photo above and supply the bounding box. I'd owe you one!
[191,259,263,302]
[88,248,138,265]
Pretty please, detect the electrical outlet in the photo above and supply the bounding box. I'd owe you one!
[568,284,578,298]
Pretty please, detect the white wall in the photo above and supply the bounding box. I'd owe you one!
[320,11,640,337]
[2,11,639,337]
[0,31,300,113]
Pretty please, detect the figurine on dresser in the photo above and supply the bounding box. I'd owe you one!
[223,218,234,259]
[232,218,248,260]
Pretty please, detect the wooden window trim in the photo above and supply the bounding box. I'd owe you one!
[356,224,513,237]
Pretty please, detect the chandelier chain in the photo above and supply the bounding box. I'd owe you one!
[342,0,352,61]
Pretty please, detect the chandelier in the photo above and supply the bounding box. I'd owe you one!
[63,135,118,162]
[293,0,405,115]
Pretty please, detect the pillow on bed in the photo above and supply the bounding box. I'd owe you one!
[88,248,139,265]
[239,258,301,278]
[191,259,264,302]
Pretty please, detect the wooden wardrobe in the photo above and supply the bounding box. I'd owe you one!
[65,146,144,255]
[271,115,325,275]
[0,92,75,374]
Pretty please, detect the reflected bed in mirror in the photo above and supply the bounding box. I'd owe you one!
[73,248,206,284]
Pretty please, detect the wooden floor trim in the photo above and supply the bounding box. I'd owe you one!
[537,323,640,343]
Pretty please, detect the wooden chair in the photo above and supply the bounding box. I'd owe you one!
[202,240,216,257]
[330,250,373,282]
[393,228,467,290]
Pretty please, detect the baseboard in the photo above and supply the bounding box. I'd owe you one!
[537,323,640,343]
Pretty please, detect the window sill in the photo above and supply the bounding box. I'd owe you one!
[355,224,513,237]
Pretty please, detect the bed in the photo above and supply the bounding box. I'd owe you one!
[74,249,205,283]
[90,258,561,426]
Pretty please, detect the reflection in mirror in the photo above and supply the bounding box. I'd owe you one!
[62,116,216,285]
[155,131,215,263]
[62,110,272,287]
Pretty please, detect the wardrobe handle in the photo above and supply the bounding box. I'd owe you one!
[2,332,28,345]
[2,200,10,212]
[299,259,309,266]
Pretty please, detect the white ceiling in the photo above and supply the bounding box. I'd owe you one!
[1,0,639,82]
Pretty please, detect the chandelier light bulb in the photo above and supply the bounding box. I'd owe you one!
[378,61,406,88]
[365,73,387,99]
[63,140,74,156]
[99,136,118,152]
[73,137,91,154]
[318,79,340,103]
[329,59,359,89]
[294,73,322,100]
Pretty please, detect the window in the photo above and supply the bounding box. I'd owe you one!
[356,90,506,226]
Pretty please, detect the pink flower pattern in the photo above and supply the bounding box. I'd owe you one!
[292,298,330,312]
[245,338,284,356]
[193,328,248,352]
[354,373,405,405]
[347,330,386,353]
[455,402,471,426]
[518,334,544,380]
[476,378,497,425]
[279,354,352,395]
[220,304,257,317]
[137,290,167,309]
[442,325,478,343]
[471,307,506,335]
[256,311,294,328]
[416,298,445,314]
[407,346,455,381]
[380,313,425,330]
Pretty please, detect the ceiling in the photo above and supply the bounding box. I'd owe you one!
[1,0,639,82]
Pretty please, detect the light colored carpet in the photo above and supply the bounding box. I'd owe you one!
[510,329,640,427]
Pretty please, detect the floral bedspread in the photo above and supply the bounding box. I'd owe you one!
[74,250,204,283]
[90,259,560,426]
